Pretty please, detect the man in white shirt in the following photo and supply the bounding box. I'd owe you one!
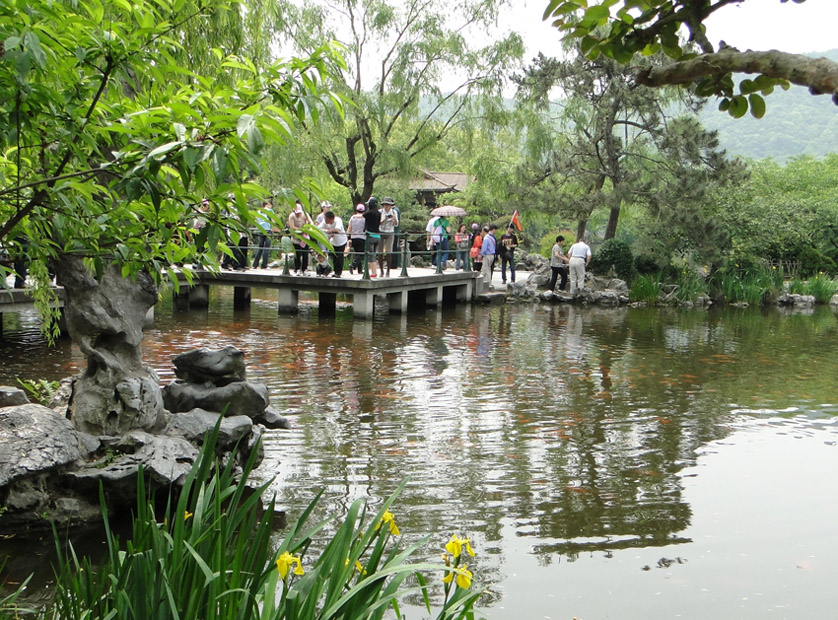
[567,235,592,295]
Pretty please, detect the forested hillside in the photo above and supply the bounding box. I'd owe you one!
[701,49,838,160]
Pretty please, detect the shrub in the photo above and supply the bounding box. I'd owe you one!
[797,245,836,278]
[633,254,659,276]
[589,238,634,281]
[710,265,777,305]
[538,229,575,258]
[629,274,662,303]
[673,269,708,302]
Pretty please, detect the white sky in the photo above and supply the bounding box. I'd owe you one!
[505,0,838,60]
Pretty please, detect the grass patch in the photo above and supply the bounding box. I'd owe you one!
[629,274,662,303]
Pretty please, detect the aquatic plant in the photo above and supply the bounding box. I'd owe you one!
[802,273,838,303]
[44,423,482,620]
[16,378,59,406]
[629,274,662,303]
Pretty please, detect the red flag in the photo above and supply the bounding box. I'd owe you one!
[511,210,522,231]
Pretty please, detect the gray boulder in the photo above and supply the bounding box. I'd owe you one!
[69,433,199,501]
[0,386,29,408]
[173,346,246,386]
[163,380,269,418]
[830,293,838,307]
[606,278,629,294]
[257,406,292,430]
[165,408,254,448]
[0,404,91,488]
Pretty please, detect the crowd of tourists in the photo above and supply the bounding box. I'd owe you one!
[192,195,594,294]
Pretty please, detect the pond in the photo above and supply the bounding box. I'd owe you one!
[2,290,837,619]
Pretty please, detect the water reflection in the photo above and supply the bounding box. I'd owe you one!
[2,292,837,618]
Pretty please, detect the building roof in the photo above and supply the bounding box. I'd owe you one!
[408,170,471,193]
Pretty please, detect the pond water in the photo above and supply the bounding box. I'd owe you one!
[2,290,838,619]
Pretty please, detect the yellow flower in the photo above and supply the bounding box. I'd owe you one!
[276,551,304,578]
[354,560,367,575]
[445,535,475,558]
[378,510,400,536]
[442,566,473,589]
[184,511,193,521]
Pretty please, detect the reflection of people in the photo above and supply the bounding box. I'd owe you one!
[568,234,592,295]
[480,225,497,287]
[499,225,518,284]
[549,235,569,292]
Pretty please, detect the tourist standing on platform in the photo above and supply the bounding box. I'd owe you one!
[499,225,518,284]
[287,200,310,275]
[549,235,569,292]
[470,223,483,273]
[455,224,470,271]
[363,197,381,278]
[425,214,439,260]
[320,210,347,278]
[379,197,399,277]
[567,234,592,295]
[430,216,450,269]
[315,201,331,226]
[252,200,275,269]
[480,225,497,287]
[347,204,366,274]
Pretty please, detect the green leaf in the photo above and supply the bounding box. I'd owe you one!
[236,114,254,139]
[147,141,181,159]
[729,95,748,119]
[748,93,766,119]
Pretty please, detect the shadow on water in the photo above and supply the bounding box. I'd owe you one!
[2,288,838,617]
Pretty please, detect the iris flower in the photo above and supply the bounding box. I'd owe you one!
[445,534,475,559]
[442,565,473,589]
[276,551,305,578]
[378,510,400,536]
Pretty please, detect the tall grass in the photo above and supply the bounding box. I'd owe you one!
[673,269,708,302]
[629,274,662,303]
[788,274,837,303]
[32,423,481,620]
[711,266,779,305]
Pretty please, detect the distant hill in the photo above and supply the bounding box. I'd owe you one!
[700,49,838,161]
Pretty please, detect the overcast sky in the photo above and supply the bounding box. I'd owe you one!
[508,0,838,60]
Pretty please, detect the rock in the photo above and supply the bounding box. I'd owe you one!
[0,386,29,408]
[70,372,166,436]
[173,346,246,386]
[256,406,291,430]
[507,281,531,297]
[0,404,90,488]
[410,255,428,267]
[527,270,551,289]
[53,257,164,436]
[596,291,621,307]
[48,376,73,412]
[476,292,506,304]
[69,433,199,501]
[606,279,629,294]
[165,408,254,448]
[695,295,712,307]
[793,294,816,308]
[162,380,269,418]
[540,290,553,302]
[830,293,838,307]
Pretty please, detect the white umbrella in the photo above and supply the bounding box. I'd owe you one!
[430,205,467,217]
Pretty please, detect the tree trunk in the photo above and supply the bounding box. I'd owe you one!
[576,219,587,241]
[54,256,165,435]
[604,204,620,240]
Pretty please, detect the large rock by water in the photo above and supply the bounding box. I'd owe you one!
[0,404,93,487]
[173,346,246,385]
[165,408,254,448]
[162,381,269,417]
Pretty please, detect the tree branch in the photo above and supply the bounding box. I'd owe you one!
[637,49,838,103]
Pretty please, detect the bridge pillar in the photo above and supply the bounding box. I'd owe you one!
[188,284,210,308]
[387,290,408,314]
[455,281,472,302]
[353,291,374,319]
[278,288,299,314]
[426,286,443,307]
[319,292,337,316]
[173,285,190,311]
[233,286,251,310]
